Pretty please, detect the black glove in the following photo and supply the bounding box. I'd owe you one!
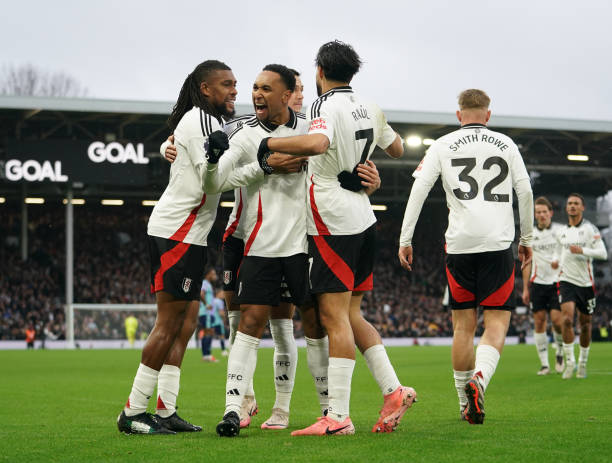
[205,130,229,164]
[337,166,365,192]
[257,137,274,175]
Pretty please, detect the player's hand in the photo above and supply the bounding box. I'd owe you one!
[398,246,413,271]
[267,153,308,174]
[551,260,559,269]
[205,130,229,164]
[522,287,530,306]
[518,245,532,270]
[569,245,583,254]
[356,160,381,196]
[164,135,177,163]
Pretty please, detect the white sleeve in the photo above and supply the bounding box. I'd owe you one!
[514,177,533,247]
[399,177,434,247]
[412,145,441,187]
[582,225,608,260]
[308,102,334,146]
[203,146,245,194]
[375,106,397,150]
[160,140,170,158]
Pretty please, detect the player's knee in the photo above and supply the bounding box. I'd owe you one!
[238,311,267,338]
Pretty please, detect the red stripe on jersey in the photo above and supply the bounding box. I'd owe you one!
[309,175,330,235]
[588,262,595,291]
[480,266,515,306]
[354,273,373,291]
[313,235,354,290]
[169,194,207,242]
[153,242,191,292]
[156,396,167,410]
[223,190,243,243]
[445,265,475,303]
[244,192,263,256]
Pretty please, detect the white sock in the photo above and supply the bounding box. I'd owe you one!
[534,332,550,368]
[563,342,575,364]
[474,344,500,390]
[156,364,180,418]
[453,369,474,411]
[305,336,329,415]
[578,345,590,365]
[228,310,240,347]
[327,357,355,423]
[270,319,297,413]
[124,363,159,416]
[553,331,563,355]
[225,331,260,415]
[363,344,401,396]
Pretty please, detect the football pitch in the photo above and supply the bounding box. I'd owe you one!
[2,343,611,462]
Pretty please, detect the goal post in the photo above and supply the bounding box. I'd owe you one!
[66,303,157,349]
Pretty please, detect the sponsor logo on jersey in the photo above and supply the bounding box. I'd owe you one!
[309,118,327,131]
[223,271,232,285]
[182,277,192,293]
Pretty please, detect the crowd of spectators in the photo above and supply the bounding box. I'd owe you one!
[1,202,611,343]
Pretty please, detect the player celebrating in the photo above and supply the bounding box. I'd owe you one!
[116,60,237,435]
[521,196,564,375]
[256,41,415,436]
[398,89,533,425]
[288,68,304,112]
[556,193,608,379]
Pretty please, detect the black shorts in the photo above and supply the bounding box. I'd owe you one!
[308,224,376,294]
[222,235,244,291]
[149,236,206,301]
[530,283,560,312]
[446,246,515,310]
[559,281,596,315]
[235,253,310,307]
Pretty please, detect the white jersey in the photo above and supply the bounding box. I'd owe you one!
[222,114,254,242]
[530,222,563,285]
[148,107,222,245]
[556,219,608,287]
[307,86,396,236]
[401,123,533,254]
[204,109,309,258]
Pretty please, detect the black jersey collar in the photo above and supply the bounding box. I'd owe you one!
[319,85,353,98]
[568,218,583,228]
[461,123,487,129]
[257,107,297,133]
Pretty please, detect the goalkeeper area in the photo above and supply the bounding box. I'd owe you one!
[2,344,611,462]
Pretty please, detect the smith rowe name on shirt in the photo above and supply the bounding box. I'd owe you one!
[449,133,509,152]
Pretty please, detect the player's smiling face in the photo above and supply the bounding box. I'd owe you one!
[252,71,291,123]
[534,204,552,228]
[288,75,304,112]
[202,69,237,119]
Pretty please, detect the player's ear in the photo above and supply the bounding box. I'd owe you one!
[485,109,491,123]
[200,81,210,98]
[456,110,462,123]
[282,89,291,103]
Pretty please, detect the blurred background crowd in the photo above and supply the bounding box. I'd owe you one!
[1,203,611,344]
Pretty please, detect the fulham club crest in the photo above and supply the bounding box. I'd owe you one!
[223,271,232,285]
[182,277,193,293]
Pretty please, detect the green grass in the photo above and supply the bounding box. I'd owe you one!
[1,343,611,462]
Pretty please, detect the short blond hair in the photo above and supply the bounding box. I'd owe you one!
[458,89,490,110]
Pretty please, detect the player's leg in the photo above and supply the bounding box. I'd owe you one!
[465,247,514,425]
[446,251,478,419]
[222,236,244,347]
[119,292,188,435]
[576,288,595,378]
[532,308,550,374]
[155,301,202,432]
[560,284,577,379]
[349,291,416,433]
[451,308,477,415]
[217,257,278,437]
[300,302,329,416]
[549,307,564,372]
